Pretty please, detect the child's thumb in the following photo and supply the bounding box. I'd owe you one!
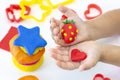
[79,63,88,72]
[58,6,78,18]
[79,60,94,71]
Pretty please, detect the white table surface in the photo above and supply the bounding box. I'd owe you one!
[0,0,120,80]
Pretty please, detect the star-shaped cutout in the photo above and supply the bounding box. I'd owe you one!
[19,0,75,22]
[14,25,47,56]
[20,0,52,22]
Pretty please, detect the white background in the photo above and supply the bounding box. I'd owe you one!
[0,0,120,80]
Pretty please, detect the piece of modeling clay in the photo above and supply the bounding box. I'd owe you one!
[18,75,39,80]
[14,25,47,56]
[71,49,87,62]
[20,0,75,22]
[61,15,68,20]
[46,0,75,9]
[0,27,18,51]
[20,0,52,22]
[61,19,78,44]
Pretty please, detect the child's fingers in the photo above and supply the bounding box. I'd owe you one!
[56,61,80,70]
[50,18,60,27]
[52,26,60,35]
[52,33,71,46]
[59,6,76,17]
[58,6,80,20]
[50,47,69,56]
[56,46,69,51]
[51,52,70,61]
[50,18,60,32]
[52,36,66,46]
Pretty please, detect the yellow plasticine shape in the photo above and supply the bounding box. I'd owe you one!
[20,0,75,22]
[20,47,44,55]
[12,56,44,72]
[47,0,75,9]
[20,0,52,22]
[20,0,37,6]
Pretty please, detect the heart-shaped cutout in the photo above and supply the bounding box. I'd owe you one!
[84,4,102,20]
[93,74,111,80]
[71,49,87,62]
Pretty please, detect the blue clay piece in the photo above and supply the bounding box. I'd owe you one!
[14,25,47,56]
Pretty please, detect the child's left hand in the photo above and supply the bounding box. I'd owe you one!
[50,41,102,71]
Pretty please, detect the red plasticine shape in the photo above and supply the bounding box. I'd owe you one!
[61,19,78,44]
[71,49,87,62]
[6,4,31,22]
[61,10,76,20]
[61,15,68,20]
[93,74,111,80]
[0,27,18,51]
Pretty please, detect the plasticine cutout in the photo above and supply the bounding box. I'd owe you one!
[6,4,31,22]
[46,0,75,9]
[0,27,18,51]
[93,73,111,80]
[18,75,39,80]
[20,0,75,22]
[61,15,68,20]
[71,49,87,62]
[61,9,76,20]
[61,19,78,44]
[14,25,47,56]
[20,0,52,22]
[84,4,102,20]
[12,56,44,72]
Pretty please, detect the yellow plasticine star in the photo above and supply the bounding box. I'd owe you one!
[20,0,37,6]
[20,0,52,22]
[20,0,75,22]
[47,0,75,9]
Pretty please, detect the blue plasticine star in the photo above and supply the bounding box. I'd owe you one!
[14,25,47,56]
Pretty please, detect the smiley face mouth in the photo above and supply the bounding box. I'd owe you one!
[20,59,40,66]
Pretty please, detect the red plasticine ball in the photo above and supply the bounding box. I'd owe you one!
[61,19,78,44]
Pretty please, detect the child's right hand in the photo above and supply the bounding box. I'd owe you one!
[50,6,91,46]
[50,41,102,71]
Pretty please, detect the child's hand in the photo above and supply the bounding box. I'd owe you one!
[50,41,102,71]
[50,6,91,46]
